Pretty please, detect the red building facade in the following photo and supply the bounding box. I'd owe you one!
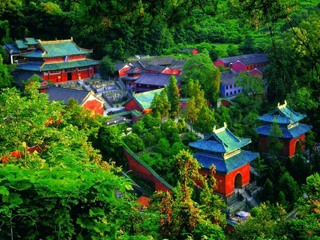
[189,123,259,197]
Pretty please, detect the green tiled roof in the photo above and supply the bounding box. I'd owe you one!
[189,123,251,153]
[40,40,92,57]
[41,59,99,71]
[258,100,306,124]
[24,38,38,45]
[133,89,163,109]
[15,40,27,49]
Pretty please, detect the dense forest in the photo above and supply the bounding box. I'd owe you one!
[0,0,319,239]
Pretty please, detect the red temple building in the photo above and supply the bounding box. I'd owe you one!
[256,101,312,158]
[189,123,259,197]
[12,38,99,84]
[214,54,268,73]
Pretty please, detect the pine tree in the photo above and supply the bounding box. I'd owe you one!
[167,75,180,119]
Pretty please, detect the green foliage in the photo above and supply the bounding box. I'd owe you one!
[0,55,13,89]
[167,75,181,119]
[123,133,145,153]
[233,203,288,240]
[235,72,264,96]
[182,52,221,103]
[99,55,116,78]
[0,84,150,239]
[151,89,170,120]
[150,150,226,239]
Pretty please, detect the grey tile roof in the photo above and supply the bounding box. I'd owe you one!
[135,73,180,87]
[221,72,237,85]
[46,86,89,105]
[219,54,268,66]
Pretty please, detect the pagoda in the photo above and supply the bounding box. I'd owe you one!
[256,100,312,158]
[11,38,99,84]
[189,123,259,197]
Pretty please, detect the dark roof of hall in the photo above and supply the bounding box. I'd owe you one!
[46,86,89,105]
[218,53,268,65]
[135,72,180,86]
[221,71,237,85]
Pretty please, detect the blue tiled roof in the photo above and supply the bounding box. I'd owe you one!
[194,150,259,173]
[258,102,306,124]
[22,51,43,58]
[189,126,251,153]
[15,62,42,71]
[256,123,312,139]
[4,43,20,54]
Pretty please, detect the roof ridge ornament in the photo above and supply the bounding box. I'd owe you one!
[213,122,227,133]
[277,100,287,108]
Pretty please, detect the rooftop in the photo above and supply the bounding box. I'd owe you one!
[132,88,163,110]
[218,54,268,66]
[194,150,258,173]
[189,123,252,153]
[46,86,90,105]
[135,72,180,87]
[258,100,306,124]
[256,123,312,139]
[221,71,237,85]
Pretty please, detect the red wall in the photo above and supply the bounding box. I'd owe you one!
[249,69,263,77]
[42,68,94,83]
[221,100,232,107]
[258,134,306,158]
[124,148,172,192]
[231,61,246,73]
[192,49,199,55]
[214,60,226,68]
[83,99,104,116]
[224,164,250,196]
[124,99,143,112]
[119,66,131,77]
[200,163,251,197]
[44,57,64,63]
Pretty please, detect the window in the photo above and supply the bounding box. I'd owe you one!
[226,85,228,89]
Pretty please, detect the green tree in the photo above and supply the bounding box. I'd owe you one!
[151,150,226,239]
[122,133,145,153]
[232,203,288,240]
[279,171,300,209]
[0,83,148,239]
[0,55,13,89]
[182,52,220,103]
[167,75,180,119]
[268,120,284,158]
[194,104,215,134]
[186,97,197,128]
[151,89,170,121]
[235,71,264,96]
[99,55,115,78]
